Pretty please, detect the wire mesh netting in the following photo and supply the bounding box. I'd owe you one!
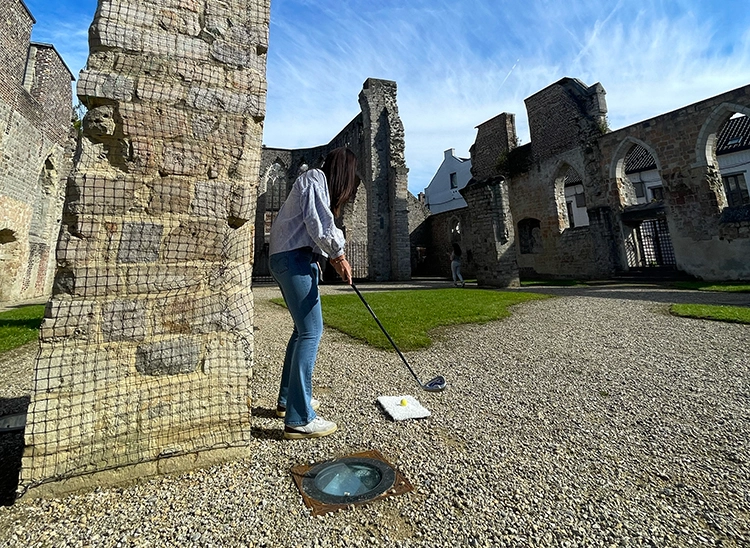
[20,0,270,494]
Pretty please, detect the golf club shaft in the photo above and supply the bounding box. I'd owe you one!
[351,283,424,387]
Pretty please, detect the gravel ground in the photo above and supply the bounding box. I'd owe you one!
[0,283,748,547]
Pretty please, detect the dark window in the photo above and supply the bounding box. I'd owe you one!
[723,173,750,207]
[651,186,665,201]
[575,192,586,208]
[449,172,458,189]
[518,218,542,254]
[634,182,645,198]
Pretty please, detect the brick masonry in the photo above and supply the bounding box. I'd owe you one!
[21,0,270,496]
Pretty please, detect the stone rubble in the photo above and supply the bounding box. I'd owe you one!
[0,283,748,547]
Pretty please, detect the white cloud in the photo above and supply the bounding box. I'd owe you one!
[22,0,750,195]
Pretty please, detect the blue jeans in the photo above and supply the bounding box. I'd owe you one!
[269,248,322,426]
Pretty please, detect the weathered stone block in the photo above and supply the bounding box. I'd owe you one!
[174,34,211,61]
[175,60,226,88]
[122,264,204,294]
[117,222,163,263]
[66,174,139,215]
[119,103,190,140]
[140,29,178,58]
[78,71,135,103]
[156,9,200,36]
[162,220,226,262]
[135,338,201,376]
[151,293,224,335]
[209,41,254,68]
[160,142,207,176]
[191,181,230,218]
[146,177,192,214]
[81,105,117,138]
[190,114,220,140]
[228,69,266,94]
[54,267,120,298]
[39,300,96,341]
[90,19,142,51]
[228,183,255,224]
[101,299,147,342]
[135,78,186,104]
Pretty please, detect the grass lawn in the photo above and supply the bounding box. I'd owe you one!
[672,281,750,292]
[276,288,551,351]
[0,304,45,354]
[670,303,750,325]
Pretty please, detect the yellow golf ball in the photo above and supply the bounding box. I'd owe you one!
[400,398,408,406]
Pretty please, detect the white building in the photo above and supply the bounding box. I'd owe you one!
[423,149,473,214]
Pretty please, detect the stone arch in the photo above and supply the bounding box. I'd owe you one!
[695,102,750,168]
[552,162,587,230]
[610,137,662,207]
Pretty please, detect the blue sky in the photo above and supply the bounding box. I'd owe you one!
[23,0,750,195]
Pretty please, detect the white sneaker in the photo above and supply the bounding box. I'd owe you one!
[276,398,320,418]
[284,416,338,439]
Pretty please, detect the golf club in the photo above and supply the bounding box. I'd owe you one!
[351,283,446,392]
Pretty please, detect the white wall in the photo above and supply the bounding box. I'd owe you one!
[424,149,473,214]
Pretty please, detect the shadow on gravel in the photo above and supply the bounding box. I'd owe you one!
[514,284,750,307]
[0,396,28,506]
[251,427,284,441]
[251,406,278,420]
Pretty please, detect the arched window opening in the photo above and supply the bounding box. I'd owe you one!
[624,145,663,204]
[517,218,542,254]
[555,165,589,229]
[716,113,750,208]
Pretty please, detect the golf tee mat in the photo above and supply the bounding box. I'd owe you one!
[377,395,431,421]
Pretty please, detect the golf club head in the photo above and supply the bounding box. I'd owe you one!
[423,375,447,392]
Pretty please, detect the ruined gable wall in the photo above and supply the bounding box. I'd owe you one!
[509,79,617,279]
[0,0,73,303]
[22,0,270,497]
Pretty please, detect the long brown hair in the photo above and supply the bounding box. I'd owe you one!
[322,147,358,217]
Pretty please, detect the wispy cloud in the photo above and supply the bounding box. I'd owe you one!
[19,0,750,194]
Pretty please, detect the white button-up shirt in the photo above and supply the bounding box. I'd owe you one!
[269,168,346,259]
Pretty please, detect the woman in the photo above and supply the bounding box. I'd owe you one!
[450,243,464,287]
[268,147,357,439]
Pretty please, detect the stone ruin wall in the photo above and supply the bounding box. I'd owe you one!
[454,113,519,287]
[0,0,74,303]
[21,0,270,497]
[470,77,750,282]
[597,84,750,280]
[257,78,411,282]
[511,78,618,280]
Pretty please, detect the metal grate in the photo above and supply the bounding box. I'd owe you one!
[627,218,676,268]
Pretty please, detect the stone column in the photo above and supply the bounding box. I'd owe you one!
[20,0,269,497]
[359,78,411,281]
[461,177,519,288]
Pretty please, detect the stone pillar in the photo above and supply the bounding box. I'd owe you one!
[460,177,519,287]
[20,0,270,497]
[359,78,411,281]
